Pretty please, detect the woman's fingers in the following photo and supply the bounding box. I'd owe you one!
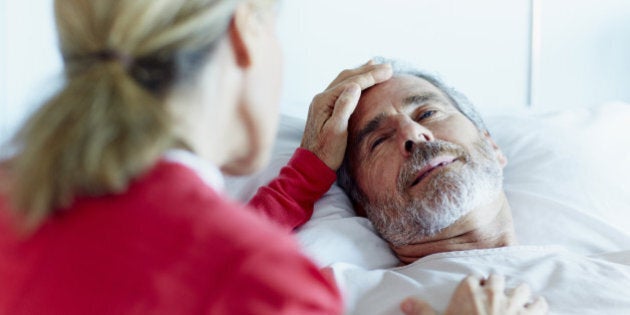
[325,59,389,89]
[329,83,361,131]
[300,61,392,170]
[302,83,361,169]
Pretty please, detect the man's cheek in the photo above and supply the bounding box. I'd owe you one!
[371,163,398,188]
[358,164,382,192]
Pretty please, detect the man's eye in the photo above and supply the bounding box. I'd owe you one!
[371,137,386,150]
[417,110,436,121]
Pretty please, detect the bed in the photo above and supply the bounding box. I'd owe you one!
[225,102,630,315]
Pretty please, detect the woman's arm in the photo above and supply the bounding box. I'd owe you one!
[248,61,393,229]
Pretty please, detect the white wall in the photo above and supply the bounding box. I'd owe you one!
[534,0,630,110]
[0,0,8,144]
[1,0,629,148]
[276,0,531,119]
[1,0,62,148]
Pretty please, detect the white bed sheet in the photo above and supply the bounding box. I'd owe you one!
[330,246,630,315]
[225,102,630,314]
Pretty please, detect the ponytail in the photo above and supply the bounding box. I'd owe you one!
[10,58,175,229]
[6,0,276,230]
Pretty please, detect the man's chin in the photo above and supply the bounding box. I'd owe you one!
[415,206,473,240]
[372,204,471,247]
[413,208,473,241]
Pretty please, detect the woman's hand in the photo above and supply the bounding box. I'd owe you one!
[300,60,393,170]
[400,274,548,315]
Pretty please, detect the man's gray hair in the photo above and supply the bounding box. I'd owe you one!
[337,57,488,209]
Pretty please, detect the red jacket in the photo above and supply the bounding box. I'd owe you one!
[0,148,342,314]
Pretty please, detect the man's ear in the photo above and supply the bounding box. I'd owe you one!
[229,2,257,68]
[483,131,508,167]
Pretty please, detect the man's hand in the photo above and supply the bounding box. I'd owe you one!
[400,274,548,315]
[300,60,393,170]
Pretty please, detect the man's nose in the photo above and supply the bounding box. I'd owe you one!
[398,119,434,156]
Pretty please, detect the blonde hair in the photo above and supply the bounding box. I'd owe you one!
[7,0,275,229]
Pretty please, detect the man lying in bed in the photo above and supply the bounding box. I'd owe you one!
[337,58,519,264]
[328,59,630,315]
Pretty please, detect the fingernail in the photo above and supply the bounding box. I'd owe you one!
[364,59,375,66]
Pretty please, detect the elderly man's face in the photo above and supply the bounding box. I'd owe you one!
[347,75,506,246]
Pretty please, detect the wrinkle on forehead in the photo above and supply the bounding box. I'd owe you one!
[355,75,445,114]
[349,75,453,144]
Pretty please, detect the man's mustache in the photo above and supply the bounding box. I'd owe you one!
[397,141,468,190]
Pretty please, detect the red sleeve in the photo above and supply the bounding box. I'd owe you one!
[248,148,336,230]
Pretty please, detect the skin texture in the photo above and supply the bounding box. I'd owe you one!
[346,75,517,263]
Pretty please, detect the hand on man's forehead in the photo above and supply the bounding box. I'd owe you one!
[350,75,456,138]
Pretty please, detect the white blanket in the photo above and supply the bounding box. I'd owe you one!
[330,246,630,315]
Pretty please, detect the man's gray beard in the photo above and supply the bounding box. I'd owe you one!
[364,139,503,247]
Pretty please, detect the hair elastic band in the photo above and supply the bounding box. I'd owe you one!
[93,50,134,69]
[65,50,134,70]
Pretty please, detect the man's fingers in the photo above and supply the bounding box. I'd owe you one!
[509,283,532,307]
[460,275,483,291]
[525,297,549,313]
[485,274,505,291]
[400,297,436,315]
[484,274,505,314]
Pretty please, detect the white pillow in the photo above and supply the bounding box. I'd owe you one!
[225,102,630,269]
[488,102,630,256]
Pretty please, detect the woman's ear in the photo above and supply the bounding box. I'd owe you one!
[228,2,259,68]
[483,131,508,167]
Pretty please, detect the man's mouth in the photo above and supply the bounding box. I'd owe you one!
[409,155,458,187]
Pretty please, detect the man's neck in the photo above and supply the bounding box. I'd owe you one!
[391,192,517,264]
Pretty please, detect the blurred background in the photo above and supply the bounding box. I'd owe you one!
[1,0,630,148]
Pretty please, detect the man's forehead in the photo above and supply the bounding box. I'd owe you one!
[350,75,451,132]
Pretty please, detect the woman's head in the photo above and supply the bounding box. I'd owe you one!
[57,0,237,93]
[9,0,281,228]
[161,0,283,176]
